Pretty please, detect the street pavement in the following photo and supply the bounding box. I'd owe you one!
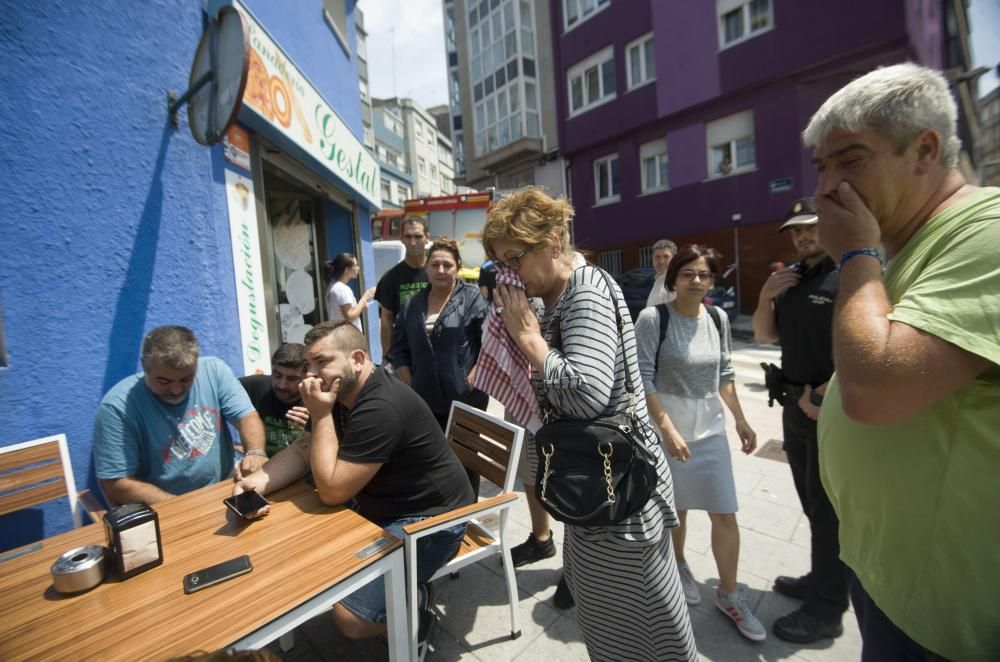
[276,316,862,661]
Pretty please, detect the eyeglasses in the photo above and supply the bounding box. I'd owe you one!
[500,247,531,270]
[678,269,715,281]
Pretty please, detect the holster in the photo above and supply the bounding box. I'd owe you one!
[760,363,789,408]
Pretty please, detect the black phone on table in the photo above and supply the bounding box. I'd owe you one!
[223,490,270,518]
[183,555,253,594]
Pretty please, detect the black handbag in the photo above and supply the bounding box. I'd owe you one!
[533,269,660,527]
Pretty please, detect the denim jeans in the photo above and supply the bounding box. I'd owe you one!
[339,516,465,624]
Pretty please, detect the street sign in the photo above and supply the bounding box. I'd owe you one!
[769,177,793,194]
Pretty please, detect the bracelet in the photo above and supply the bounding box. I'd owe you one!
[244,449,267,458]
[840,248,881,269]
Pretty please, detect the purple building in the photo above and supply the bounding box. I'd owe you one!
[549,0,977,311]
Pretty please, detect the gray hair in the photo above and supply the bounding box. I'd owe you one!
[803,63,961,168]
[141,326,199,369]
[652,239,677,254]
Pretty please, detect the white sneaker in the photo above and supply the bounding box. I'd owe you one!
[676,562,702,605]
[716,588,766,641]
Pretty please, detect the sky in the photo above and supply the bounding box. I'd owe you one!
[358,0,1000,111]
[358,0,449,109]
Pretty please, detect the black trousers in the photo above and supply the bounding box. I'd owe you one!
[850,571,952,661]
[782,401,849,622]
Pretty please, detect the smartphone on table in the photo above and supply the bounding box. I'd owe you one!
[183,555,253,594]
[223,490,270,518]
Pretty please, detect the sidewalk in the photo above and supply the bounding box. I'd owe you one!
[277,323,862,661]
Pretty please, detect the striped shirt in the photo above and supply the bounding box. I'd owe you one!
[531,265,678,544]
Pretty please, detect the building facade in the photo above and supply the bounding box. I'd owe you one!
[979,87,1000,187]
[372,103,415,208]
[374,97,456,198]
[444,0,566,196]
[0,0,383,546]
[548,0,977,310]
[355,5,375,150]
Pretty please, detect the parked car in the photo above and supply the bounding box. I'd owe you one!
[704,263,738,321]
[616,267,657,323]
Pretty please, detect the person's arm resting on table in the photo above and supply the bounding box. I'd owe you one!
[234,411,268,476]
[94,403,175,506]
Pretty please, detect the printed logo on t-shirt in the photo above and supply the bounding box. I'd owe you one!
[164,405,221,464]
[399,281,428,308]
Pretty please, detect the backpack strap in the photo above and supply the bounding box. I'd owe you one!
[705,303,722,335]
[654,303,723,374]
[654,303,669,375]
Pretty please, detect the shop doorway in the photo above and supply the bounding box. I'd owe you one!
[253,147,358,350]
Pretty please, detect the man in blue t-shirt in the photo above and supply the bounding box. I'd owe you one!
[93,326,267,506]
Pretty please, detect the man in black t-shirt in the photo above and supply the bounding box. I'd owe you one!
[752,198,846,644]
[239,343,309,457]
[375,217,429,362]
[234,321,474,643]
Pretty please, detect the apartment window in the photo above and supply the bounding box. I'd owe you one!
[717,0,772,48]
[416,122,423,138]
[639,139,668,193]
[359,79,368,101]
[431,165,438,183]
[380,178,392,202]
[593,153,620,204]
[564,0,610,31]
[322,0,350,55]
[568,46,616,116]
[598,249,624,278]
[418,156,427,175]
[626,33,655,90]
[363,125,373,148]
[706,110,756,177]
[396,183,411,201]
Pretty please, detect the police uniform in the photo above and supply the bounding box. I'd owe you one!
[774,254,848,625]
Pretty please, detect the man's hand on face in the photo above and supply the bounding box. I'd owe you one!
[285,405,310,430]
[299,376,339,417]
[815,181,882,258]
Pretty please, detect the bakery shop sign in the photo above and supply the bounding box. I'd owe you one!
[237,3,380,207]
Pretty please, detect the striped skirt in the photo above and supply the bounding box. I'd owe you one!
[564,520,698,661]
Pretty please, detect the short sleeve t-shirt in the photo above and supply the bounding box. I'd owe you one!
[334,367,474,522]
[239,374,300,456]
[374,261,428,317]
[94,357,256,496]
[819,188,1000,660]
[326,281,361,329]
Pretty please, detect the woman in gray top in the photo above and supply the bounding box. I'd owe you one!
[635,244,764,643]
[485,187,697,661]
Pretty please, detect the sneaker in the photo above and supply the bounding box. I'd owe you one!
[416,608,437,662]
[676,562,702,605]
[510,531,556,568]
[716,588,767,642]
[552,575,575,609]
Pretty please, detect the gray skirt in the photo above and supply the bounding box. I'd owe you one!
[666,433,738,513]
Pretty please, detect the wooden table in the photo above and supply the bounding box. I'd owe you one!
[0,480,410,661]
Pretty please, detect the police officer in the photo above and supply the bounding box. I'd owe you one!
[752,197,847,643]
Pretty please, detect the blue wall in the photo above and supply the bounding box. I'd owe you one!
[0,0,366,547]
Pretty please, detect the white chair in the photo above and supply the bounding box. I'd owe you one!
[402,401,525,657]
[0,434,104,529]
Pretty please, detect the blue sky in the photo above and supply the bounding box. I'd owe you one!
[969,0,999,95]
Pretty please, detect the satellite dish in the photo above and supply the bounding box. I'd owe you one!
[168,6,249,145]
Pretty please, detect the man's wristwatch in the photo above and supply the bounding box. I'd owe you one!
[809,390,824,407]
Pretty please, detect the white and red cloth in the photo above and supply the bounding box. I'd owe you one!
[472,266,544,432]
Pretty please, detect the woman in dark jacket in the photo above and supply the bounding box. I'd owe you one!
[390,237,489,429]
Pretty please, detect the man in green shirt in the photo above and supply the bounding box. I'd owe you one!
[804,63,1000,661]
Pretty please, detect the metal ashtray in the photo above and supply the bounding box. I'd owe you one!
[51,545,107,594]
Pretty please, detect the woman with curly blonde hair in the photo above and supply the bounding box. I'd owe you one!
[483,187,697,661]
